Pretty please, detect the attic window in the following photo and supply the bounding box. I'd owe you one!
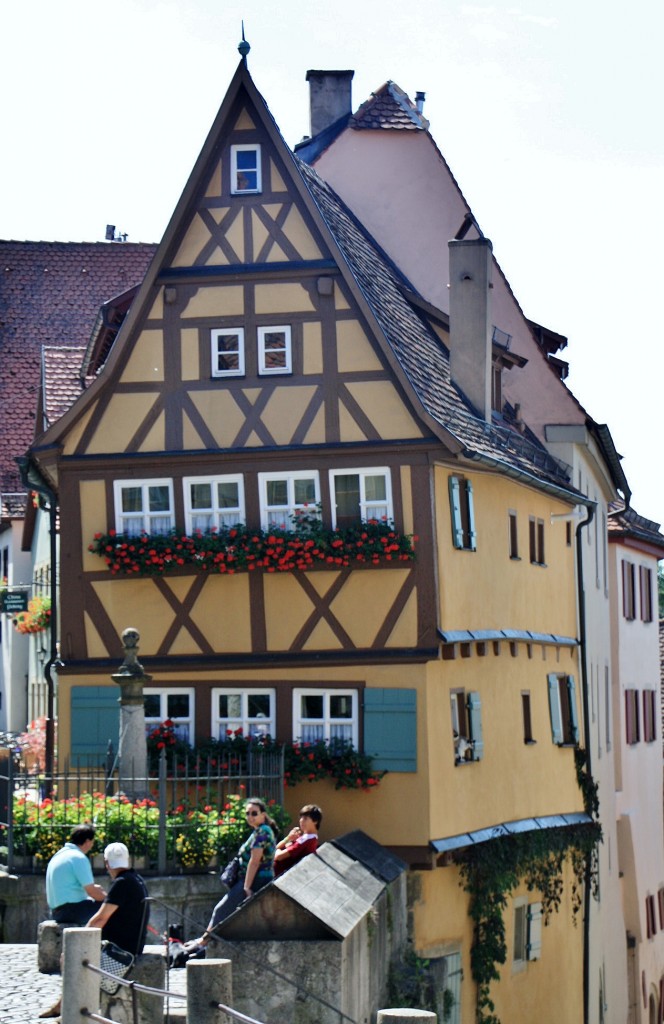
[211,328,245,377]
[231,144,261,194]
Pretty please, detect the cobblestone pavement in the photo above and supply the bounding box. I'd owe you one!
[0,945,186,1024]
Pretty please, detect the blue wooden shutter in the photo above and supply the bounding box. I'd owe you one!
[448,476,464,548]
[467,691,483,760]
[527,901,543,960]
[465,481,477,550]
[548,673,564,744]
[364,689,417,772]
[70,686,119,764]
[566,675,579,743]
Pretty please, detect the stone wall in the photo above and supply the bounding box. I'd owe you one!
[0,870,221,943]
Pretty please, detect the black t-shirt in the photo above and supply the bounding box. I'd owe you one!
[102,870,149,956]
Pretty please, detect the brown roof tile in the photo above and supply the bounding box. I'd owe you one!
[0,240,156,497]
[349,81,429,131]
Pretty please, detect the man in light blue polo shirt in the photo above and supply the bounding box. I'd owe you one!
[46,824,106,925]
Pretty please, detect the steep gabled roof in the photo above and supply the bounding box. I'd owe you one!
[0,240,156,497]
[297,159,580,500]
[31,63,581,506]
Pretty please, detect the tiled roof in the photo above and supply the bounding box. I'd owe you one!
[297,160,576,497]
[607,502,664,549]
[0,240,156,497]
[349,81,429,131]
[42,347,87,428]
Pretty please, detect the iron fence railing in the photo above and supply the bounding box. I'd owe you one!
[0,745,284,875]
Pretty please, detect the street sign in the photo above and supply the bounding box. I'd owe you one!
[1,589,29,614]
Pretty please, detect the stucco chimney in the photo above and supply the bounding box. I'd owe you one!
[306,70,354,138]
[448,237,494,422]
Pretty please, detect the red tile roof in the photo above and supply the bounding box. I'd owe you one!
[42,347,87,429]
[0,241,156,501]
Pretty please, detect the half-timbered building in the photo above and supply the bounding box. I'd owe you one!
[27,57,602,1022]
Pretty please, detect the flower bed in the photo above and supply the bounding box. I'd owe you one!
[8,791,290,869]
[147,725,386,791]
[13,596,51,634]
[89,519,416,576]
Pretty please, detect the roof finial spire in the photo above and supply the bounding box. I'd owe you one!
[238,22,250,62]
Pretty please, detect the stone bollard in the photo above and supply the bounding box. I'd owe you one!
[187,958,233,1024]
[377,1012,437,1024]
[62,927,101,1024]
[100,953,165,1024]
[37,920,63,974]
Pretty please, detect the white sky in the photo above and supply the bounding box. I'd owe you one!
[2,0,662,527]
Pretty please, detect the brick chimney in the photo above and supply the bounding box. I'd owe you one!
[448,237,493,422]
[306,70,354,138]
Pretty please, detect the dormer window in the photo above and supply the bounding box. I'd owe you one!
[231,144,261,194]
[211,328,244,377]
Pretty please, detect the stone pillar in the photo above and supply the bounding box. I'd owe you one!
[62,927,100,1024]
[377,1012,437,1024]
[187,958,234,1024]
[112,627,151,800]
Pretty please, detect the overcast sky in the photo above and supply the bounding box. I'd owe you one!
[2,0,662,528]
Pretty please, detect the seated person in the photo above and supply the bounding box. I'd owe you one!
[274,804,322,877]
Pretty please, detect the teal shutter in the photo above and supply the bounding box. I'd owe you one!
[567,675,579,744]
[449,476,464,548]
[466,481,477,550]
[527,901,543,960]
[364,689,417,772]
[548,674,563,744]
[70,686,119,764]
[467,691,483,760]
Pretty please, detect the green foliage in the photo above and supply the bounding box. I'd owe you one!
[284,738,386,790]
[10,790,290,869]
[388,945,437,1013]
[455,747,602,1024]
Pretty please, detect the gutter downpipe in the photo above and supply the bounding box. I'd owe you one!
[15,456,61,797]
[576,503,595,1024]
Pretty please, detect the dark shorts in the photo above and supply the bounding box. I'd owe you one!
[52,900,97,926]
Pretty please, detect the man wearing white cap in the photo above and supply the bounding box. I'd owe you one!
[87,842,149,956]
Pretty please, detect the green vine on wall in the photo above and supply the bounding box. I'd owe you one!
[454,747,602,1024]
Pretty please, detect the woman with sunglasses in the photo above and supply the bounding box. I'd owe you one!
[184,797,276,956]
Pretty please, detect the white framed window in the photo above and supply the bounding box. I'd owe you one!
[144,688,194,744]
[330,468,392,529]
[114,479,174,536]
[258,326,292,375]
[212,689,275,740]
[547,673,579,746]
[211,328,245,377]
[231,144,261,194]
[258,471,320,529]
[513,898,542,968]
[183,475,245,533]
[449,476,476,551]
[450,689,483,763]
[293,689,358,746]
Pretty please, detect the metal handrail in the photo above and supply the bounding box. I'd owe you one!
[82,958,187,999]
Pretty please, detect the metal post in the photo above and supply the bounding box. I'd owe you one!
[62,927,101,1024]
[158,748,167,875]
[7,752,14,874]
[186,958,233,1024]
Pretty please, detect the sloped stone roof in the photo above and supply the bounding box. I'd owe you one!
[608,501,664,550]
[0,240,156,498]
[297,160,577,497]
[349,80,429,131]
